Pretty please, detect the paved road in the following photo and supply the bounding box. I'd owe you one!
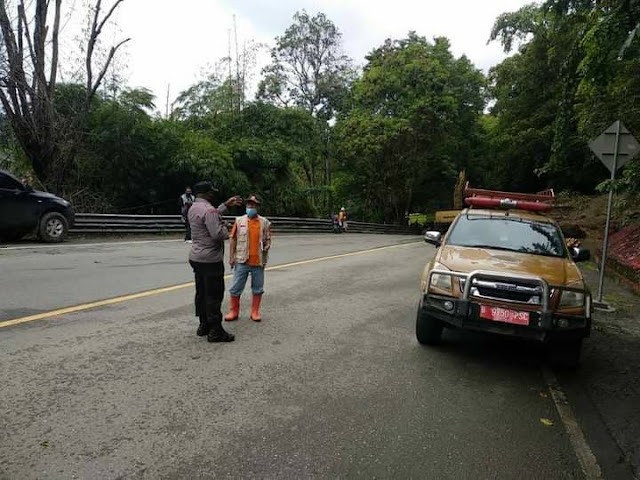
[0,235,635,479]
[0,235,417,321]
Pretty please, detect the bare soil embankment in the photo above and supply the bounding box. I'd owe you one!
[551,192,640,292]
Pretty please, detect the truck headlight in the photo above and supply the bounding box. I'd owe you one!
[429,265,453,294]
[558,289,585,309]
[431,273,452,291]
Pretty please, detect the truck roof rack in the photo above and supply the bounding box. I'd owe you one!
[463,183,554,212]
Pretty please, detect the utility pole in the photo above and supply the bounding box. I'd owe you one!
[165,84,171,119]
[228,28,233,112]
[234,15,242,111]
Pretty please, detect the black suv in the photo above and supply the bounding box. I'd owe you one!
[0,169,74,243]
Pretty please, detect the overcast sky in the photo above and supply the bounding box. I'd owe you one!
[108,0,531,110]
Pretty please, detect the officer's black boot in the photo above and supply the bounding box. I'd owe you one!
[206,313,235,343]
[196,313,211,337]
[203,296,234,343]
[195,301,211,337]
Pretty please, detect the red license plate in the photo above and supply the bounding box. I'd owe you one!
[480,305,530,326]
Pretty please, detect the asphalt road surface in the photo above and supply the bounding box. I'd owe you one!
[0,235,637,479]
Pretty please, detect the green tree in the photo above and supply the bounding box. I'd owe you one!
[258,11,354,212]
[172,75,234,124]
[488,0,640,193]
[258,11,354,120]
[554,0,640,193]
[336,34,486,222]
[0,0,128,191]
[75,88,179,212]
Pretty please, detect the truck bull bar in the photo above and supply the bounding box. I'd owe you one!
[426,270,592,329]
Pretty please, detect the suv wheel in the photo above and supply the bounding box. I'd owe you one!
[548,339,582,369]
[39,212,68,243]
[416,305,443,345]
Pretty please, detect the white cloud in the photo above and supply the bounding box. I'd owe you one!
[85,0,531,105]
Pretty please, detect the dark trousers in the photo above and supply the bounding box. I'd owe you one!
[184,218,192,241]
[190,261,225,332]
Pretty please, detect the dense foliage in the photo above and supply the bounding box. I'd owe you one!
[335,34,486,222]
[1,3,639,221]
[488,0,640,194]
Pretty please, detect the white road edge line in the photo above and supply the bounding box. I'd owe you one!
[542,367,603,479]
[0,238,185,251]
[0,234,415,251]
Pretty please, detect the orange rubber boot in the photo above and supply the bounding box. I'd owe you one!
[250,294,263,322]
[225,296,240,322]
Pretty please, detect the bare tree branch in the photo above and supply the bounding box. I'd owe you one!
[0,0,129,188]
[17,2,38,95]
[85,0,101,101]
[48,0,62,91]
[88,37,130,100]
[96,0,124,37]
[33,0,49,102]
[16,3,23,62]
[86,0,127,106]
[0,87,15,117]
[0,1,20,65]
[0,1,34,119]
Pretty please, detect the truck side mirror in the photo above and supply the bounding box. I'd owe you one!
[424,231,442,247]
[571,247,590,263]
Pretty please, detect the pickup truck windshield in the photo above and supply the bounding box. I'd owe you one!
[446,215,566,258]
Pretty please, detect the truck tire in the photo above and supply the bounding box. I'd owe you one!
[548,339,582,369]
[416,306,443,345]
[38,212,68,243]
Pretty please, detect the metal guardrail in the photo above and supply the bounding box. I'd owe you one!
[70,214,417,235]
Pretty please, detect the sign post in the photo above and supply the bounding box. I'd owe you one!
[588,121,640,304]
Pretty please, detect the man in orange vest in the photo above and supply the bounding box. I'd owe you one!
[225,194,272,322]
[339,207,348,232]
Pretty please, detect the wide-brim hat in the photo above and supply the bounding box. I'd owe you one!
[193,181,219,195]
[245,194,261,205]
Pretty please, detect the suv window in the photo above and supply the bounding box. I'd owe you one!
[447,215,566,258]
[0,173,22,190]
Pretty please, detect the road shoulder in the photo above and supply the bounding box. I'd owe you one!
[558,264,640,479]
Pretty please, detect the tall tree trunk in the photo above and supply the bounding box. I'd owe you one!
[0,0,128,191]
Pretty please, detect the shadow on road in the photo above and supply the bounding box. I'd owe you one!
[438,327,547,369]
[429,322,640,479]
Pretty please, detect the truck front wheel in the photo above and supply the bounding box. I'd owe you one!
[416,305,443,345]
[548,339,583,369]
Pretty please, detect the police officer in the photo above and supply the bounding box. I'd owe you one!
[188,181,242,342]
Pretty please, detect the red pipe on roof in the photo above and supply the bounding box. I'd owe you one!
[465,197,554,212]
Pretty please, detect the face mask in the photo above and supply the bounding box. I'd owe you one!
[246,208,258,218]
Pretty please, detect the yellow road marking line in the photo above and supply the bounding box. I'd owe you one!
[0,241,420,329]
[0,284,194,329]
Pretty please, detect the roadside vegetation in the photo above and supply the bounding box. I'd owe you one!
[0,1,638,223]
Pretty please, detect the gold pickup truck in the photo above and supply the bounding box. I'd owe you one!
[417,188,591,368]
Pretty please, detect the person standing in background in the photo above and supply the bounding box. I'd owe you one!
[225,195,272,323]
[339,207,348,232]
[331,212,341,234]
[188,181,242,342]
[180,187,195,243]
